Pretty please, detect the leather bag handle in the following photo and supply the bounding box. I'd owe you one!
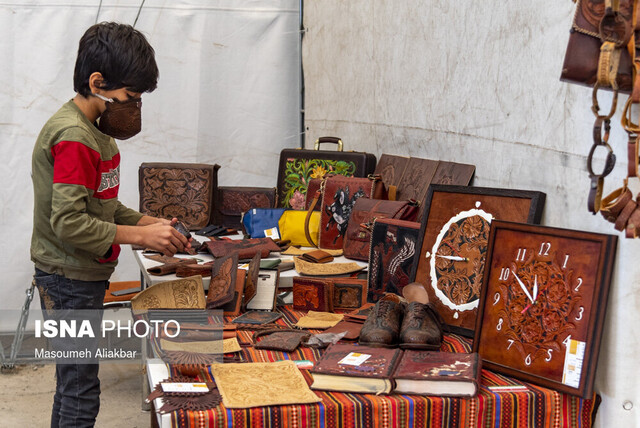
[314,137,343,151]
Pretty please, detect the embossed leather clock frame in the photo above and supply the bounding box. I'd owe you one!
[410,185,546,337]
[473,221,617,398]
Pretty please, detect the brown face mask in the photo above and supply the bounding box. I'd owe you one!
[95,94,142,140]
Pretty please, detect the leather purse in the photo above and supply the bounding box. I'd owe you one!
[343,198,419,261]
[216,186,276,229]
[138,162,220,229]
[561,0,635,92]
[205,237,282,260]
[305,175,387,249]
[367,218,421,303]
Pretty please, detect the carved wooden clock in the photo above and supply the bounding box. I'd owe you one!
[411,185,546,336]
[473,221,617,397]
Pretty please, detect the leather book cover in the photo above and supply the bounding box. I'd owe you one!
[392,351,481,397]
[292,277,334,312]
[217,186,276,228]
[395,157,439,204]
[138,162,220,230]
[311,343,402,379]
[368,218,421,303]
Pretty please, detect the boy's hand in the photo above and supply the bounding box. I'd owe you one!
[138,222,190,256]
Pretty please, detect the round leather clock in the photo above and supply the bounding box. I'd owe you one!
[411,185,546,337]
[473,221,617,398]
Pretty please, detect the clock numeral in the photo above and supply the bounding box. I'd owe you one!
[525,354,532,366]
[538,242,551,256]
[546,349,553,362]
[562,254,570,269]
[575,306,584,321]
[499,267,510,281]
[563,335,572,348]
[496,318,503,331]
[507,339,514,350]
[516,248,527,262]
[493,292,501,306]
[575,278,583,292]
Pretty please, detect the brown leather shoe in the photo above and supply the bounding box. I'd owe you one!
[358,297,405,348]
[399,302,443,350]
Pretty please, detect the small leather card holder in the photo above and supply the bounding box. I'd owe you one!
[301,249,334,264]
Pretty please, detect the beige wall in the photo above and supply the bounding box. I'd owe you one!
[303,1,638,425]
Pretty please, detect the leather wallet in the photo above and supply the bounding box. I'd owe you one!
[253,329,311,352]
[292,277,334,312]
[221,269,246,317]
[301,249,334,264]
[232,311,283,325]
[324,320,364,341]
[243,252,261,308]
[205,237,282,260]
[206,254,238,309]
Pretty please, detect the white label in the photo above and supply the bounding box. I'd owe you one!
[238,263,250,270]
[562,339,586,388]
[264,227,280,240]
[161,382,209,393]
[338,352,371,366]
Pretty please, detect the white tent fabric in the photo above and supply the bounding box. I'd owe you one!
[0,0,300,310]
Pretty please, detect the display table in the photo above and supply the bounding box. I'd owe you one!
[146,306,600,428]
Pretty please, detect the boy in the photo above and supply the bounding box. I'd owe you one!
[30,22,189,427]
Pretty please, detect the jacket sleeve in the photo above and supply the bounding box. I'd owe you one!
[49,140,116,257]
[114,200,144,226]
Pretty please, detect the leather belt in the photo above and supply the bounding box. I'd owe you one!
[587,117,616,214]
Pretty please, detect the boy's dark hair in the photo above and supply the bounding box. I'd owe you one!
[73,22,159,97]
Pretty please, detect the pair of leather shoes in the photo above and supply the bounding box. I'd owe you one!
[358,294,443,349]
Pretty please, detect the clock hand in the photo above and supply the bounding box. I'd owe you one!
[533,274,538,302]
[512,272,534,303]
[435,254,468,262]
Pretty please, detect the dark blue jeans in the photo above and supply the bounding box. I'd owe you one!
[34,268,107,428]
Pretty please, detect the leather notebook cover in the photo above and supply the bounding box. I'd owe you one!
[138,162,220,230]
[292,277,334,312]
[368,218,421,303]
[311,343,403,379]
[206,253,238,309]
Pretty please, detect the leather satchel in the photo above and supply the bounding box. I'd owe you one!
[561,0,635,92]
[138,162,220,230]
[216,186,276,229]
[305,175,387,249]
[343,198,419,261]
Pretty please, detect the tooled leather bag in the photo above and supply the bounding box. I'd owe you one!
[561,0,635,92]
[342,198,419,261]
[305,175,387,250]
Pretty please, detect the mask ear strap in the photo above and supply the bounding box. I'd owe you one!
[94,93,113,103]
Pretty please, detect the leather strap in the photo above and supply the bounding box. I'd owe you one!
[615,198,638,230]
[588,176,604,214]
[598,41,623,87]
[304,190,321,248]
[601,183,633,222]
[625,196,640,237]
[388,185,398,201]
[587,117,616,214]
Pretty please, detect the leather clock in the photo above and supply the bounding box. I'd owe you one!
[411,185,546,336]
[473,221,617,398]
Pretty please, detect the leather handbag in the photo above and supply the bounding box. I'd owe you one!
[343,198,419,261]
[367,218,421,303]
[561,0,635,92]
[278,209,320,246]
[242,208,286,238]
[216,186,276,229]
[305,175,387,249]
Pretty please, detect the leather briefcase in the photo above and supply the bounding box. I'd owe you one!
[343,198,419,261]
[367,218,421,303]
[216,186,276,229]
[277,137,376,209]
[561,0,635,92]
[139,162,220,230]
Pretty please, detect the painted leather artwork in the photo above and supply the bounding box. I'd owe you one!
[411,185,545,336]
[139,162,220,229]
[368,218,421,303]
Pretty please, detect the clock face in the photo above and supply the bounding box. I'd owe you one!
[411,185,546,336]
[474,221,617,397]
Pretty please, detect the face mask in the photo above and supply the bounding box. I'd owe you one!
[94,93,142,140]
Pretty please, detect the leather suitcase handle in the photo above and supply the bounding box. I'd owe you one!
[315,137,343,151]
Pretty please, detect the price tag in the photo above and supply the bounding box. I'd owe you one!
[161,382,209,393]
[264,227,280,240]
[338,352,371,366]
[562,338,586,388]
